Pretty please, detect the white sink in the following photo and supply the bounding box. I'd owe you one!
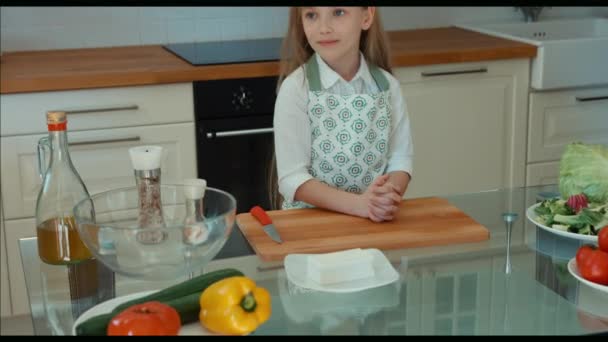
[460,18,608,90]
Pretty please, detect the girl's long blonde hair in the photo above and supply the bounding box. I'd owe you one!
[269,7,392,210]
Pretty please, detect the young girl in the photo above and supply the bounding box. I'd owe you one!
[272,7,413,222]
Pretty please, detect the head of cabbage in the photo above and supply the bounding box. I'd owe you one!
[559,142,608,204]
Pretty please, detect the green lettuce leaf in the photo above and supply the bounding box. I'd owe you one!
[559,142,608,204]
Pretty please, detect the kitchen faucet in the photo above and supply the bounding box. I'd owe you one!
[515,7,545,22]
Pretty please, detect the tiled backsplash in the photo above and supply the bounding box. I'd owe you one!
[1,6,606,52]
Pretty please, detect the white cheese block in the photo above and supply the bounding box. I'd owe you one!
[307,248,375,285]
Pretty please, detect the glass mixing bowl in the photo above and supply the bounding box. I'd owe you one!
[73,184,236,280]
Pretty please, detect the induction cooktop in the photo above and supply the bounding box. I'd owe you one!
[163,37,283,66]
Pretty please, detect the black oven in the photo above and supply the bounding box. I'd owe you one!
[194,76,278,257]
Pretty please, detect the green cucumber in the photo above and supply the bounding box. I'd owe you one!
[75,293,202,336]
[74,313,114,336]
[164,292,202,324]
[75,268,243,336]
[111,268,243,314]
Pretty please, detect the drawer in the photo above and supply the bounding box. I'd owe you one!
[0,122,197,219]
[0,83,193,137]
[394,58,528,84]
[526,161,559,187]
[527,87,608,163]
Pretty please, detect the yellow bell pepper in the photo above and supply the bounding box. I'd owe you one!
[199,276,271,335]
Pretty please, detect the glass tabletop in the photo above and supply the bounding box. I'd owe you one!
[18,185,608,335]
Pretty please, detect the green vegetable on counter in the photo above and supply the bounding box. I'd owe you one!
[534,199,608,235]
[75,268,244,336]
[559,142,608,204]
[534,142,608,235]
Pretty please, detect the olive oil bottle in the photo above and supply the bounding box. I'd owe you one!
[35,111,92,264]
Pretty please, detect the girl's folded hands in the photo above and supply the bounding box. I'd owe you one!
[363,174,402,222]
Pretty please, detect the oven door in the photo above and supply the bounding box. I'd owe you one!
[196,115,274,214]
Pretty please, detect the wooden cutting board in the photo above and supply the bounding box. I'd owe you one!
[236,197,490,261]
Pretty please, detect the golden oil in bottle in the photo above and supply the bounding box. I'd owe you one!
[36,216,92,265]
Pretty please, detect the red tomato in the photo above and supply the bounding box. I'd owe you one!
[107,301,181,336]
[576,245,595,269]
[598,226,608,253]
[576,245,608,286]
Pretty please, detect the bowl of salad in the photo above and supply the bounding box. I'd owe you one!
[527,197,606,243]
[526,142,608,243]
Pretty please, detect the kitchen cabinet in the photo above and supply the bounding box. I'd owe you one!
[489,251,578,335]
[372,265,425,335]
[0,83,194,137]
[394,58,529,199]
[417,258,492,335]
[3,218,35,316]
[526,161,559,187]
[525,86,608,186]
[361,257,494,335]
[1,197,11,317]
[413,250,539,335]
[1,122,197,220]
[0,83,197,317]
[355,272,418,335]
[489,251,536,334]
[527,87,608,163]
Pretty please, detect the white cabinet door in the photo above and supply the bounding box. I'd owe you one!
[527,87,608,163]
[526,161,559,187]
[418,258,492,335]
[0,196,11,317]
[4,217,36,316]
[0,122,197,219]
[395,59,529,199]
[403,268,424,334]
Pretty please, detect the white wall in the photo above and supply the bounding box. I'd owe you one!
[1,6,605,53]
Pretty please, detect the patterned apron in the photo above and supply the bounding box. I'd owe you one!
[282,55,392,209]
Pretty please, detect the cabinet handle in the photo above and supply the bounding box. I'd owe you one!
[55,105,139,114]
[575,95,608,102]
[206,127,273,139]
[68,136,141,147]
[421,68,488,77]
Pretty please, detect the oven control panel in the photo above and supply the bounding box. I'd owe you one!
[232,86,254,111]
[194,76,278,119]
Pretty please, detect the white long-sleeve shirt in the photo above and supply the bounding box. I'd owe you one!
[274,53,414,203]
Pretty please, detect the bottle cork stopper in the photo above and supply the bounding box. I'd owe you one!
[46,111,66,124]
[129,145,163,171]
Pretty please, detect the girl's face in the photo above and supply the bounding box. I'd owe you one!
[301,7,375,66]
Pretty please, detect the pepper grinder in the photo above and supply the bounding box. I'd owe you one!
[182,178,209,279]
[129,145,167,244]
[183,178,209,245]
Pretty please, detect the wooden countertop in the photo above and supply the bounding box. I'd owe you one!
[0,27,536,94]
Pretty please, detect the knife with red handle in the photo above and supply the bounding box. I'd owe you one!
[250,206,283,243]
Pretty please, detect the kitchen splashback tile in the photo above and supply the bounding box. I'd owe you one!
[0,7,603,53]
[195,19,222,43]
[167,18,197,44]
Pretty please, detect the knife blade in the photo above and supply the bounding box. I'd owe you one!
[250,206,283,244]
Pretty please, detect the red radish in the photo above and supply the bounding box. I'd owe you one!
[567,194,588,213]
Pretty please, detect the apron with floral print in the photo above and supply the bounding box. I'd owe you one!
[282,55,392,209]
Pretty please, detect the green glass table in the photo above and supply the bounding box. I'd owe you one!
[18,185,608,335]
